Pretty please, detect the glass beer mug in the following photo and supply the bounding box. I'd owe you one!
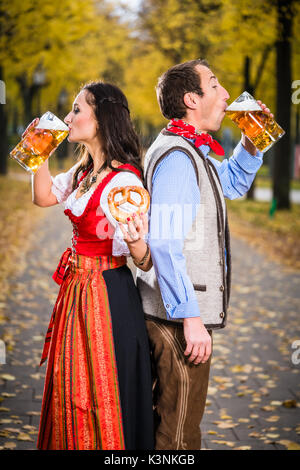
[226,91,285,153]
[10,111,69,174]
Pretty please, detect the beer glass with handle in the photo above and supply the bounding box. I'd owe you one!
[10,111,69,174]
[226,91,285,153]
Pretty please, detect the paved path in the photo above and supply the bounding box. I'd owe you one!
[201,237,300,450]
[0,205,299,450]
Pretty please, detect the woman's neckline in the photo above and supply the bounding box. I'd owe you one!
[74,161,125,201]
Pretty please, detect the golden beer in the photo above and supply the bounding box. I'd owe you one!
[226,92,285,153]
[10,112,69,174]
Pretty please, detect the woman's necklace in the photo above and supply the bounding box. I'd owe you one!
[80,167,106,194]
[80,168,113,194]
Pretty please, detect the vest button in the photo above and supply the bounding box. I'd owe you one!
[219,260,223,266]
[220,312,225,318]
[219,285,224,292]
[218,231,222,237]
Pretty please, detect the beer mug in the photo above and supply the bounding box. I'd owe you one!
[226,91,285,153]
[10,111,69,174]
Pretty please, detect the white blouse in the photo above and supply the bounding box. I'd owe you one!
[51,163,145,257]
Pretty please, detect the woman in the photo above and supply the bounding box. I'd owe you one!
[31,82,154,450]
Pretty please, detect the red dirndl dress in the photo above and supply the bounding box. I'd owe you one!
[37,164,154,450]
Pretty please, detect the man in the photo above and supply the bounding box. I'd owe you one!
[136,59,271,450]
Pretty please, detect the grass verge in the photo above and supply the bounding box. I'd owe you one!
[0,176,45,302]
[227,199,300,270]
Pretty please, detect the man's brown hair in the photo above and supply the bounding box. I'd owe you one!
[156,59,209,120]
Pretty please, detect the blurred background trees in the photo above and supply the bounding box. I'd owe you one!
[1,0,299,208]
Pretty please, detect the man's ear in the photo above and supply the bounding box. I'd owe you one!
[183,92,198,110]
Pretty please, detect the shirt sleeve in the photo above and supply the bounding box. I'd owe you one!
[51,162,80,204]
[148,150,201,320]
[207,139,263,199]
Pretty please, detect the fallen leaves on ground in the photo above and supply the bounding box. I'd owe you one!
[278,440,300,450]
[0,176,45,303]
[1,190,300,450]
[227,200,300,270]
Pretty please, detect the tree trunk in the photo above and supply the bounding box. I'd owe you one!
[244,56,256,200]
[0,66,8,175]
[16,75,38,124]
[272,0,293,210]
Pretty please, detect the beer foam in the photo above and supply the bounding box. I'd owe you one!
[36,111,68,131]
[227,100,261,112]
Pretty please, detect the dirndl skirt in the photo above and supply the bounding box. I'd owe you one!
[37,252,154,450]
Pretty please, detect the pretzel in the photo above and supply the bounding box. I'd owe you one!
[107,185,150,223]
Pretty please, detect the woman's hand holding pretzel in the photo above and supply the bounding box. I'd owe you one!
[119,212,152,271]
[118,212,149,245]
[108,185,150,244]
[108,185,152,270]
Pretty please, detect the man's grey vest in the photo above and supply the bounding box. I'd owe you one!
[136,130,231,329]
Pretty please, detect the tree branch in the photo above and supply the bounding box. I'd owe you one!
[253,44,274,91]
